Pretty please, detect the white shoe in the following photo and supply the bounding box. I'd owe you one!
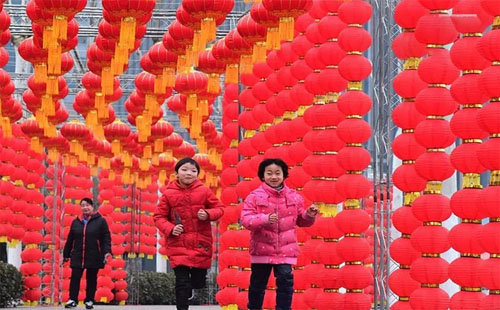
[85,300,94,309]
[188,289,195,301]
[65,300,77,308]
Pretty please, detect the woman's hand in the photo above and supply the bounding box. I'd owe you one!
[103,253,112,264]
[197,209,209,221]
[268,213,278,224]
[172,224,184,236]
[306,205,318,217]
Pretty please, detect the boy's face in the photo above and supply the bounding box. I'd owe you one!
[263,164,284,188]
[177,162,198,186]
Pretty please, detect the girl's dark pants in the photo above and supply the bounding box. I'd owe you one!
[173,265,207,310]
[248,263,294,310]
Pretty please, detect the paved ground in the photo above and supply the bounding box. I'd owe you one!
[18,306,220,310]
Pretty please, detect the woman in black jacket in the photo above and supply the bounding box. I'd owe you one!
[63,198,111,310]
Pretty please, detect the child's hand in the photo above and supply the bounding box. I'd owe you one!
[268,213,278,224]
[306,205,318,217]
[172,224,184,236]
[197,209,208,221]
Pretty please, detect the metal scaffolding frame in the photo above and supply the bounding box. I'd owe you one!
[6,0,249,128]
[368,0,401,308]
[5,0,403,307]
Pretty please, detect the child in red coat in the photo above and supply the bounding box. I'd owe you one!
[154,157,224,310]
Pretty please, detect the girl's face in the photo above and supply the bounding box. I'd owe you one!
[177,162,198,186]
[263,164,284,188]
[80,200,93,216]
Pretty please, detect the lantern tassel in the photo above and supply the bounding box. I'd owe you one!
[225,64,239,84]
[252,42,267,63]
[2,117,12,138]
[45,77,59,96]
[111,140,121,156]
[47,44,62,75]
[154,75,165,95]
[201,17,216,46]
[186,94,197,112]
[34,63,47,83]
[164,67,176,87]
[159,170,166,184]
[47,148,59,162]
[177,55,187,74]
[35,110,46,128]
[43,26,53,49]
[240,55,253,74]
[180,113,190,128]
[266,27,280,50]
[143,145,152,159]
[30,137,43,153]
[200,100,209,117]
[279,17,295,42]
[207,73,220,94]
[152,153,159,166]
[114,44,130,67]
[41,95,55,116]
[154,138,163,153]
[120,17,137,51]
[45,124,57,138]
[53,15,68,41]
[101,67,114,95]
[86,110,98,128]
[94,124,105,139]
[193,31,202,54]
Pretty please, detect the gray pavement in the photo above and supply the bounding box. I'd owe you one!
[17,306,220,310]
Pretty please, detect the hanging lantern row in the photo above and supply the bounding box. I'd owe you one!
[0,8,20,137]
[0,130,45,305]
[409,0,460,309]
[18,0,82,140]
[448,1,492,309]
[389,0,428,307]
[475,2,500,309]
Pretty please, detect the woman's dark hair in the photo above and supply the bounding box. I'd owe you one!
[175,157,200,175]
[80,197,94,206]
[257,158,289,180]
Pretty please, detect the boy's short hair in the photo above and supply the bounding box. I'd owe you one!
[175,157,201,175]
[257,158,289,180]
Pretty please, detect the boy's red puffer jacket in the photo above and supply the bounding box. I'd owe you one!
[154,179,224,268]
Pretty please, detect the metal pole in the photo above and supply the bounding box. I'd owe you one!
[50,162,58,305]
[58,165,66,305]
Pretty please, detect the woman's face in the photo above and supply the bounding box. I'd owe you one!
[177,162,198,186]
[80,200,93,216]
[263,164,284,188]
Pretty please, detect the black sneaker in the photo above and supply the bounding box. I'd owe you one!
[85,300,94,309]
[65,300,77,308]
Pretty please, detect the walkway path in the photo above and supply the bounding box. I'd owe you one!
[19,306,220,310]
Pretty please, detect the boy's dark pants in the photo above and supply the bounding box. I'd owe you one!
[173,266,207,310]
[248,263,294,310]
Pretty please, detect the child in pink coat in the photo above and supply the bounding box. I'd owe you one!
[240,158,318,310]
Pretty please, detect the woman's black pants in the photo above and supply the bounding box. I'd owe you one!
[69,267,98,302]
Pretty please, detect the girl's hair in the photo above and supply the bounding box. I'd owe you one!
[175,157,201,175]
[257,158,289,180]
[80,197,94,206]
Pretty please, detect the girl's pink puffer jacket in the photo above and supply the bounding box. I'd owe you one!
[240,182,315,265]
